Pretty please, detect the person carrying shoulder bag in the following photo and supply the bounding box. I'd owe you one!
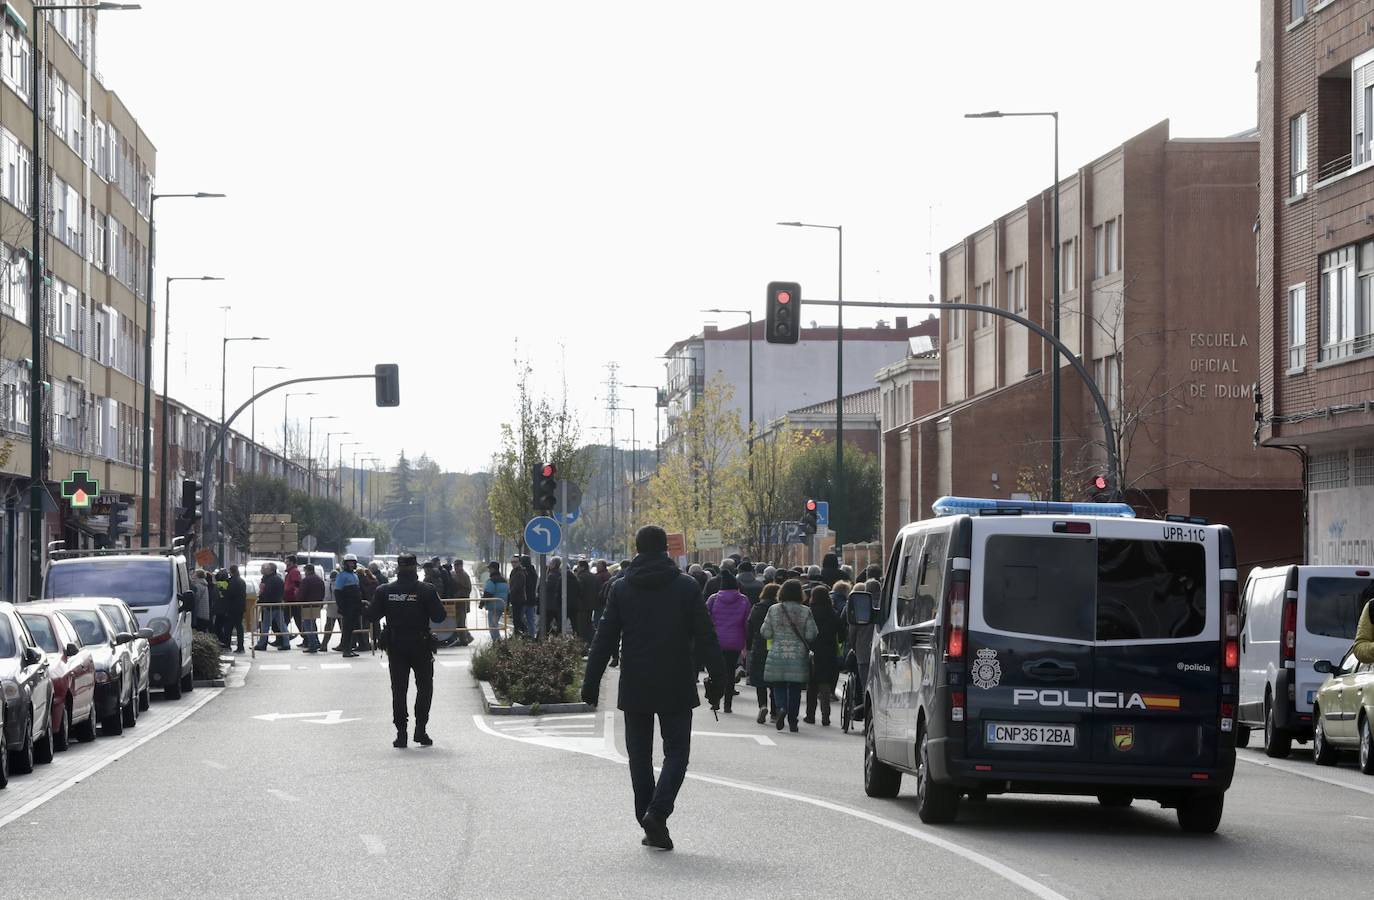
[761,578,817,733]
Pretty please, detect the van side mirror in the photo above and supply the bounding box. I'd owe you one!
[179,590,196,612]
[21,645,42,666]
[847,591,874,627]
[63,642,80,658]
[1314,659,1334,675]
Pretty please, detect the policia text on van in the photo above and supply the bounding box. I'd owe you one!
[850,497,1239,834]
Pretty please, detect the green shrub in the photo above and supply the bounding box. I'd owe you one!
[192,632,223,680]
[472,635,585,706]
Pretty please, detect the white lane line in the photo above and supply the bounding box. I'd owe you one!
[202,759,227,771]
[472,713,1064,899]
[360,833,385,855]
[320,663,352,670]
[692,731,776,746]
[257,664,290,671]
[1237,754,1374,798]
[267,788,300,802]
[0,687,223,832]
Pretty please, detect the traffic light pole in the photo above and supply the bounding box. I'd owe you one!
[559,479,568,636]
[200,372,385,564]
[801,298,1120,500]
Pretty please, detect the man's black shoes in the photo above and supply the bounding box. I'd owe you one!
[640,810,673,851]
[393,731,407,749]
[414,731,433,747]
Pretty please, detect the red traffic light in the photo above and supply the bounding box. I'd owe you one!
[777,290,791,304]
[1093,475,1108,491]
[542,463,557,478]
[806,499,817,511]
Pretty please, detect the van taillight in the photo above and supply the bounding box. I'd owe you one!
[1221,583,1239,639]
[1220,702,1234,733]
[1225,640,1239,669]
[945,581,968,661]
[951,691,965,722]
[1282,594,1297,663]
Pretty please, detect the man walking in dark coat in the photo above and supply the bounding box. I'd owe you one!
[222,565,247,653]
[582,526,727,851]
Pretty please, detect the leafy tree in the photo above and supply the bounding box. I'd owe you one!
[222,474,390,556]
[741,428,820,560]
[785,442,882,544]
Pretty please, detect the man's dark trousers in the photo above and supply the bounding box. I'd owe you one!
[339,604,362,652]
[388,637,435,731]
[623,710,692,823]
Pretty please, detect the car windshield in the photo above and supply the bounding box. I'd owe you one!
[20,614,60,653]
[1305,577,1374,639]
[0,616,15,658]
[44,559,174,609]
[63,610,108,646]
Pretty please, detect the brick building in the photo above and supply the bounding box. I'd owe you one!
[877,333,939,549]
[899,120,1301,573]
[1257,0,1374,564]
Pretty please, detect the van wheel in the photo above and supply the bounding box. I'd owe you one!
[914,726,959,824]
[862,714,901,799]
[1176,793,1224,834]
[1263,697,1291,759]
[181,669,195,693]
[1096,791,1133,808]
[1313,707,1339,766]
[1234,724,1250,749]
[164,678,182,701]
[1360,716,1374,776]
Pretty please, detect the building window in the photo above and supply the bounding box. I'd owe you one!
[1058,239,1076,292]
[1093,226,1105,278]
[1355,448,1374,486]
[1106,217,1119,273]
[1012,264,1025,312]
[1320,244,1374,360]
[1287,283,1306,371]
[2,23,30,103]
[1355,52,1374,168]
[1291,0,1306,21]
[975,281,992,328]
[1308,451,1348,490]
[1290,113,1308,196]
[1093,354,1121,422]
[948,297,962,341]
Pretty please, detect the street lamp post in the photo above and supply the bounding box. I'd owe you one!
[622,384,663,469]
[347,447,365,513]
[157,275,223,543]
[966,109,1061,501]
[251,365,287,457]
[15,1,140,596]
[778,221,843,553]
[282,391,316,463]
[306,415,337,497]
[220,336,267,561]
[362,457,382,519]
[325,431,352,502]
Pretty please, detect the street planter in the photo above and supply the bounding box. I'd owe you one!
[476,678,592,716]
[470,634,588,716]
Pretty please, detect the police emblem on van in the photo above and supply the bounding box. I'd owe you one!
[1113,725,1135,751]
[972,648,1002,690]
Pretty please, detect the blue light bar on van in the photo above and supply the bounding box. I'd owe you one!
[931,496,1136,518]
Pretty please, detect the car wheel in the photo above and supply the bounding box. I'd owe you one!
[1313,706,1339,766]
[72,707,97,743]
[1360,716,1374,776]
[1263,696,1291,759]
[862,711,901,799]
[102,686,125,736]
[10,712,34,774]
[138,682,150,712]
[164,677,182,701]
[1234,724,1251,749]
[1176,793,1224,834]
[0,720,8,789]
[1097,791,1133,808]
[53,703,71,753]
[181,669,195,693]
[913,725,959,824]
[33,708,54,765]
[121,687,137,728]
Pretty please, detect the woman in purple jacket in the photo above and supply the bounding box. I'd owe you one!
[706,570,751,713]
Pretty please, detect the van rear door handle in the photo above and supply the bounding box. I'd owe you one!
[1023,659,1079,681]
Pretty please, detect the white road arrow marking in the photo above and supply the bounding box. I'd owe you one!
[306,710,360,725]
[360,834,385,855]
[253,710,359,724]
[692,730,776,746]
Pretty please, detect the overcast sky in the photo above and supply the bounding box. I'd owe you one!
[93,0,1259,475]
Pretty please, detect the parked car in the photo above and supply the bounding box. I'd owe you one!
[0,601,56,785]
[44,553,196,699]
[92,598,152,712]
[18,605,98,751]
[1237,565,1374,757]
[851,496,1240,833]
[1312,646,1374,773]
[58,604,139,735]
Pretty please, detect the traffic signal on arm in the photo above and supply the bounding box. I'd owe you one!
[802,499,819,535]
[1089,474,1109,501]
[766,281,802,344]
[176,479,202,536]
[532,463,558,511]
[374,363,400,407]
[108,499,131,541]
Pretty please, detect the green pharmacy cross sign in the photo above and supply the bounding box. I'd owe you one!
[62,471,100,508]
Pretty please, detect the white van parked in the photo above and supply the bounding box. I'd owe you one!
[1237,565,1374,757]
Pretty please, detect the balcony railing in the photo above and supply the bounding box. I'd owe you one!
[1317,152,1353,183]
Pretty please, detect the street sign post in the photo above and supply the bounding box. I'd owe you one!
[524,516,562,555]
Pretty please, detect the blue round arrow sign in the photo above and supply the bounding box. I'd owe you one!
[524,516,562,554]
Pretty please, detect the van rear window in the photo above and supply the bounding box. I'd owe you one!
[983,536,1207,641]
[1305,578,1374,639]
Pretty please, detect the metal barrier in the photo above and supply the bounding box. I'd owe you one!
[247,599,511,659]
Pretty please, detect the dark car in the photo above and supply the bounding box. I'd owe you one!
[59,604,139,736]
[93,598,152,712]
[0,601,56,787]
[19,605,98,751]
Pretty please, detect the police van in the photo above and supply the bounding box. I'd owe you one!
[849,496,1239,833]
[1237,564,1374,757]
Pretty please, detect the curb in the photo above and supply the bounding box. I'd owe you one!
[477,678,593,716]
[196,653,237,688]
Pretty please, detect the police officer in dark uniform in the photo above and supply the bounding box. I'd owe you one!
[369,552,446,748]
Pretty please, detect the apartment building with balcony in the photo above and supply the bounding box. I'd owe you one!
[0,5,156,598]
[1258,0,1374,564]
[913,120,1301,573]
